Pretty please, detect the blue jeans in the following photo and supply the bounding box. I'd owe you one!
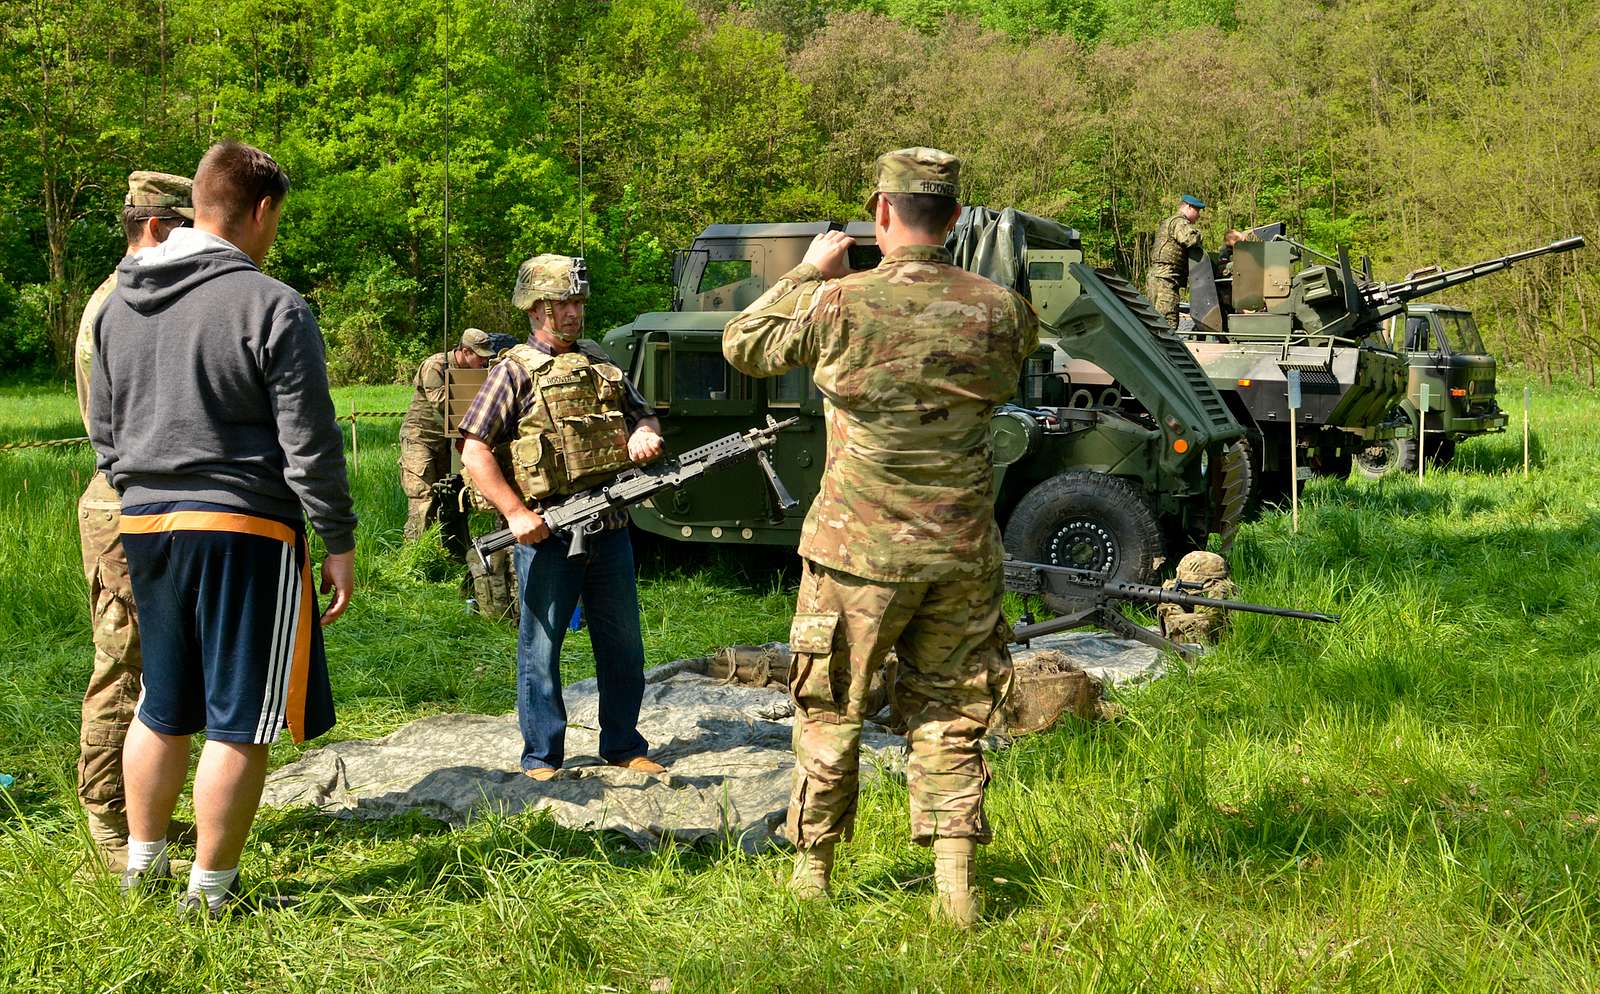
[512,527,648,772]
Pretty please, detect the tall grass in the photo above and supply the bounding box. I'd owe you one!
[2,377,1598,992]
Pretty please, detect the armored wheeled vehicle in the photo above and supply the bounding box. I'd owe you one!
[600,209,1247,584]
[1180,228,1582,499]
[1354,303,1509,477]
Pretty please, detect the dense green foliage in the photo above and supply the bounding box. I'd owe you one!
[2,0,1597,384]
[3,381,1600,989]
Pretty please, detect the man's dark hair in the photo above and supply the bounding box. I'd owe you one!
[884,192,960,233]
[121,206,186,245]
[193,140,291,227]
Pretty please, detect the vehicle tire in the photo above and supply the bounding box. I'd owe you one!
[1002,472,1164,599]
[1354,436,1418,480]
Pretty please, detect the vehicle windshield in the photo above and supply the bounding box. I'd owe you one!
[1437,311,1488,354]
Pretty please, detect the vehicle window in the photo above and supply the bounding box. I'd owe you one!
[1403,315,1434,352]
[673,350,728,401]
[769,367,822,407]
[1439,313,1488,354]
[698,260,753,294]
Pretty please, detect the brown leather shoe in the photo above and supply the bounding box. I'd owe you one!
[523,767,559,782]
[609,755,666,775]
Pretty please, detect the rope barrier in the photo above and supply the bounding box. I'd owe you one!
[0,411,408,453]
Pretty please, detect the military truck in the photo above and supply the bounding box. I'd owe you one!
[1353,303,1509,477]
[1180,229,1583,500]
[600,209,1247,584]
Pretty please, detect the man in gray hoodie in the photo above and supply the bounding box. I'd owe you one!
[90,140,356,917]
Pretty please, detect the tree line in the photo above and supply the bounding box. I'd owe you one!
[2,0,1596,386]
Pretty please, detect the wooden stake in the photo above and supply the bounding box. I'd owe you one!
[1523,386,1531,478]
[350,402,359,474]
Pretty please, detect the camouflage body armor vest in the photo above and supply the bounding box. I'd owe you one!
[503,344,633,503]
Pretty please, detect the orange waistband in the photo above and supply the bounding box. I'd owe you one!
[119,510,296,546]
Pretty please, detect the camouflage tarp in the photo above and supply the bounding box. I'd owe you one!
[259,631,1163,850]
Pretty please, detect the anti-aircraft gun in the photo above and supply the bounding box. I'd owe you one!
[601,208,1247,584]
[1180,229,1585,501]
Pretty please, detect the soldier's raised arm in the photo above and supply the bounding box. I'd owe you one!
[722,231,852,377]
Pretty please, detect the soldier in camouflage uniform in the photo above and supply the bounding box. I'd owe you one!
[458,255,669,782]
[398,328,495,545]
[723,148,1039,928]
[1145,194,1207,329]
[1156,551,1240,645]
[72,171,194,870]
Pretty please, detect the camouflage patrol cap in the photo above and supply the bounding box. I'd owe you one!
[125,171,194,220]
[511,254,590,309]
[865,147,961,213]
[459,327,495,358]
[1176,550,1229,582]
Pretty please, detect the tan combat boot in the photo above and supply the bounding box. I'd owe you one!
[85,811,129,875]
[931,837,981,928]
[788,840,835,901]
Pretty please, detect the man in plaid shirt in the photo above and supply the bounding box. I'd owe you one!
[458,255,667,781]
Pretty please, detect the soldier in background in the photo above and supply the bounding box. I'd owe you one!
[1146,194,1207,329]
[399,329,495,546]
[723,148,1039,928]
[1157,551,1240,645]
[72,171,194,872]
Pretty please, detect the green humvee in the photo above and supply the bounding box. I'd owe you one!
[1353,303,1509,477]
[600,210,1246,584]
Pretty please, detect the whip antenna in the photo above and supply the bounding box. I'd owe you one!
[441,7,452,352]
[578,38,586,260]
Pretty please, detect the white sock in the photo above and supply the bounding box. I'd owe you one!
[126,836,169,875]
[187,865,240,908]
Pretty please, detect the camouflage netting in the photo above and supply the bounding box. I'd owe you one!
[259,631,1163,850]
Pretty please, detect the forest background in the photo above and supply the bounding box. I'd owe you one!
[2,0,1597,389]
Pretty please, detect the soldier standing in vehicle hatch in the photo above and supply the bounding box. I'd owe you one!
[1146,194,1207,329]
[722,147,1039,928]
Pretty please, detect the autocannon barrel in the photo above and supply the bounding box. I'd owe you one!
[1370,235,1587,307]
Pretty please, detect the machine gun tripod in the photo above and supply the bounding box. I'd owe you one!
[1004,558,1339,660]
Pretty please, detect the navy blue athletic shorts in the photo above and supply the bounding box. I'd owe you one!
[120,501,336,745]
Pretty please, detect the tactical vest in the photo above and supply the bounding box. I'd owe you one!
[502,344,632,502]
[1151,214,1189,269]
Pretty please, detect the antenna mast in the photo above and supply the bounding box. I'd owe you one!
[441,7,452,352]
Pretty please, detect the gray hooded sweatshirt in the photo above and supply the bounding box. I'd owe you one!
[89,227,357,554]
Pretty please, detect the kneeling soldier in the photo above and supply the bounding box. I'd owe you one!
[1157,551,1240,644]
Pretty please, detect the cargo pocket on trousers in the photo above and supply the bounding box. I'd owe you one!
[789,612,841,722]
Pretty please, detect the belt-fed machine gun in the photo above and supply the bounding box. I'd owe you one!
[469,416,799,573]
[1004,557,1339,659]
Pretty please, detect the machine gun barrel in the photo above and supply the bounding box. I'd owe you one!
[1365,236,1586,308]
[1003,559,1338,659]
[469,416,799,574]
[1003,560,1339,623]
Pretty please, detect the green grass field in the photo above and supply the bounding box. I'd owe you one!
[2,377,1597,993]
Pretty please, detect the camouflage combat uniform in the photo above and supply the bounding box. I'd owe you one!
[398,350,462,543]
[1146,212,1203,329]
[1156,551,1240,644]
[74,272,139,852]
[723,238,1038,848]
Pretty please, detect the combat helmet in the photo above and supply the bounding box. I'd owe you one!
[1175,550,1229,582]
[512,254,590,310]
